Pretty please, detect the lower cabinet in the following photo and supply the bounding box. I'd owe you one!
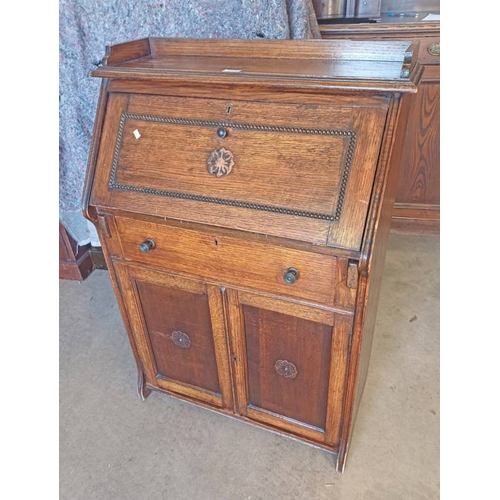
[114,261,353,450]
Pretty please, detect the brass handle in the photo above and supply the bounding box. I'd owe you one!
[427,42,440,56]
[283,268,299,285]
[139,238,156,253]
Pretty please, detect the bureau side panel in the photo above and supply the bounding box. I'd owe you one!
[336,93,411,472]
[86,222,153,401]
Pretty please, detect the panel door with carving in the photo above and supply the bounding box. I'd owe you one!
[226,288,352,449]
[113,262,233,410]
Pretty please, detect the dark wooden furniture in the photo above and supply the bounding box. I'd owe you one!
[320,7,440,235]
[59,221,94,281]
[82,38,421,472]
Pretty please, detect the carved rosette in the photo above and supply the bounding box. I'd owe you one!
[427,42,440,56]
[274,359,298,379]
[170,330,191,349]
[207,147,234,177]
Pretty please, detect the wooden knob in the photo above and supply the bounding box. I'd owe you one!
[283,268,299,285]
[139,239,156,253]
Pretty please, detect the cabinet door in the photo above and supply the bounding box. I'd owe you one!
[114,262,233,410]
[227,289,352,448]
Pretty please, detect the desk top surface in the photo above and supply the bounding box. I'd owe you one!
[91,38,422,93]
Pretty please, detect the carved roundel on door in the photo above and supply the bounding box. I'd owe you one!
[274,359,298,379]
[207,147,234,177]
[170,330,191,349]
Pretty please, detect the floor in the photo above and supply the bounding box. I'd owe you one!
[60,233,439,500]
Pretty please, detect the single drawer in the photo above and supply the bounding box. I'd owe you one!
[113,216,341,308]
[91,93,388,250]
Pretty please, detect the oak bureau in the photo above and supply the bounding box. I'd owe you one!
[82,37,422,472]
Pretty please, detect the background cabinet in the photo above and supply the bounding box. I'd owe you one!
[59,222,94,280]
[319,2,440,235]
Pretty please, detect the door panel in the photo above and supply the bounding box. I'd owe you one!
[227,288,352,446]
[244,305,332,430]
[114,262,232,409]
[135,279,220,393]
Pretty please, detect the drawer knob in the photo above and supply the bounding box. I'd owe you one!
[217,127,227,138]
[283,268,299,285]
[139,238,156,253]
